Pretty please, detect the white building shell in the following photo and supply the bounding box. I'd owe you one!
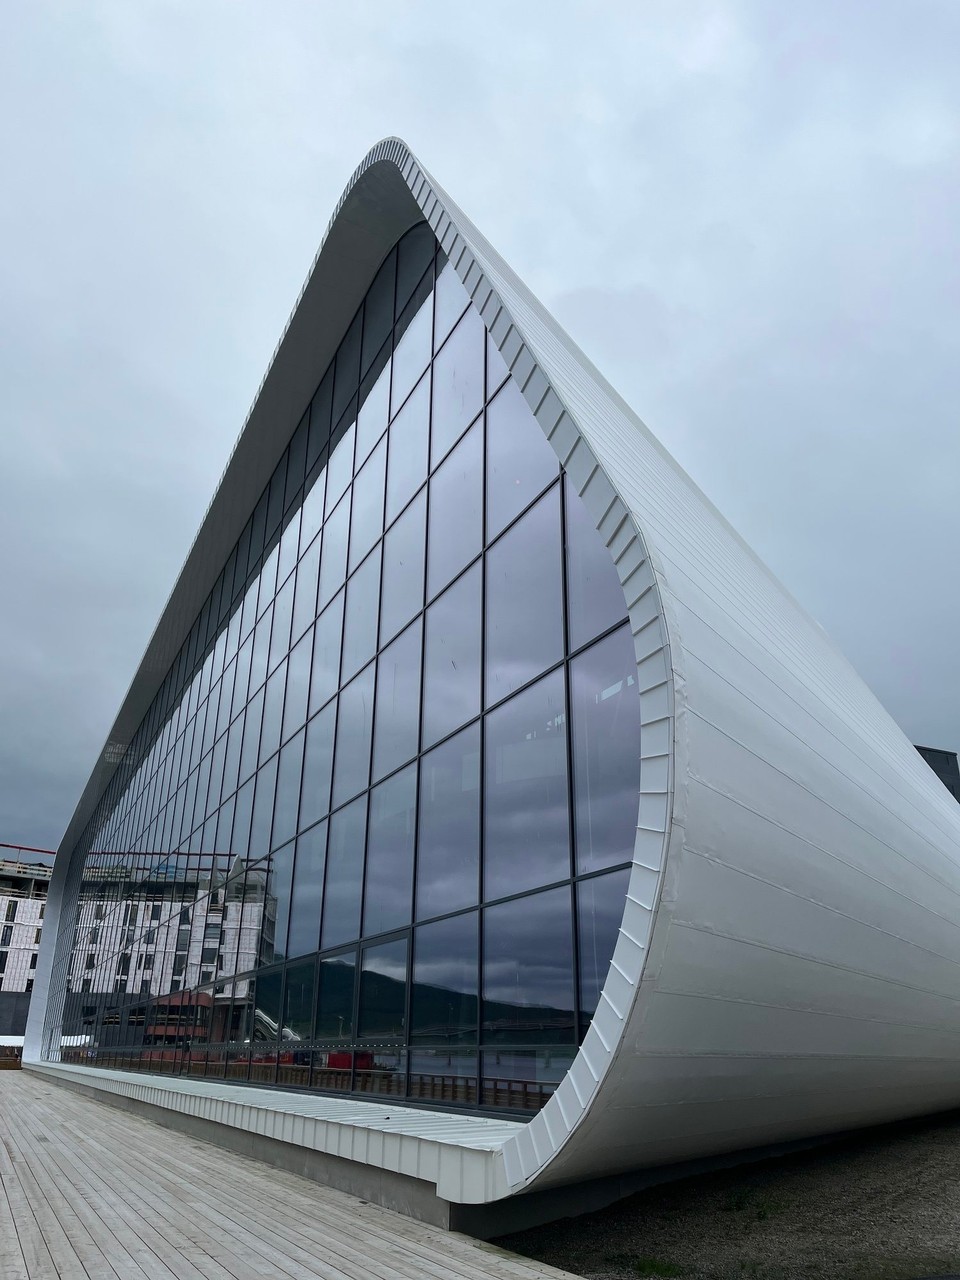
[27,140,960,1229]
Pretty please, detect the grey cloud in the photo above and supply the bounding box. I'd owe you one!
[1,0,958,851]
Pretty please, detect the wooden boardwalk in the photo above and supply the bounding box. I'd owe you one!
[0,1073,577,1280]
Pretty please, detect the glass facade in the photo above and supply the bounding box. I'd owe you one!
[48,224,641,1115]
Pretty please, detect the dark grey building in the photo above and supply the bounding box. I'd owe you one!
[916,745,960,802]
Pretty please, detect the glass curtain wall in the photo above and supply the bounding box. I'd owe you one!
[50,224,641,1114]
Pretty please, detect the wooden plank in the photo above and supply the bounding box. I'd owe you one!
[0,1074,580,1280]
[0,1140,29,1280]
[4,1095,228,1280]
[0,1138,91,1280]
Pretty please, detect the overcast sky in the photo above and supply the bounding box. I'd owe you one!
[1,1,958,853]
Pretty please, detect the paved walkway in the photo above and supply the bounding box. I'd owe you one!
[0,1073,576,1280]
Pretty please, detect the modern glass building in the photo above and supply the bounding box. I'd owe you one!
[27,140,960,1231]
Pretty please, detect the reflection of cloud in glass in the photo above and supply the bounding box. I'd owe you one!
[373,623,422,781]
[485,486,563,703]
[363,764,416,936]
[416,723,480,919]
[422,564,481,750]
[427,419,482,598]
[431,307,484,466]
[571,625,641,873]
[485,376,558,539]
[320,796,366,948]
[483,887,575,1043]
[287,820,325,959]
[578,867,630,1029]
[380,489,425,643]
[484,670,569,900]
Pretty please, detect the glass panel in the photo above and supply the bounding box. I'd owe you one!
[249,756,278,859]
[385,371,429,523]
[318,491,350,609]
[231,777,254,859]
[416,723,480,920]
[259,662,285,765]
[271,729,304,852]
[262,840,294,964]
[356,357,391,467]
[395,223,434,316]
[380,489,425,646]
[372,620,422,781]
[482,887,575,1044]
[361,249,395,375]
[299,470,325,558]
[408,1050,477,1107]
[566,505,628,664]
[359,938,407,1039]
[431,308,484,466]
[422,563,481,749]
[353,1047,406,1097]
[411,914,478,1044]
[257,545,279,618]
[332,662,375,807]
[269,575,294,672]
[484,485,564,705]
[282,959,316,1041]
[309,591,344,716]
[340,546,381,682]
[390,298,432,418]
[578,867,630,1039]
[248,610,271,696]
[281,629,311,745]
[426,418,482,600]
[287,820,326,959]
[486,329,509,399]
[299,701,335,833]
[332,313,362,425]
[316,950,356,1041]
[433,261,471,352]
[291,535,321,646]
[288,413,308,499]
[240,579,259,643]
[480,1048,574,1113]
[308,373,332,472]
[486,377,559,539]
[484,669,569,899]
[231,636,253,720]
[348,437,386,572]
[253,967,283,1043]
[362,764,416,937]
[571,625,640,873]
[277,508,301,587]
[320,795,367,948]
[238,687,264,785]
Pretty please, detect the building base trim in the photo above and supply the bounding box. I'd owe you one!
[25,1061,520,1208]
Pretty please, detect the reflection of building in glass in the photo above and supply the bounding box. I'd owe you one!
[27,141,960,1228]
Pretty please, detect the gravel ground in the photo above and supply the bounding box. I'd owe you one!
[498,1110,960,1280]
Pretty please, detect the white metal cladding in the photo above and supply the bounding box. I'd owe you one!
[30,139,960,1206]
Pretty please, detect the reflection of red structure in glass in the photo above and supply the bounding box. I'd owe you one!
[139,990,214,1066]
[329,1051,371,1070]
